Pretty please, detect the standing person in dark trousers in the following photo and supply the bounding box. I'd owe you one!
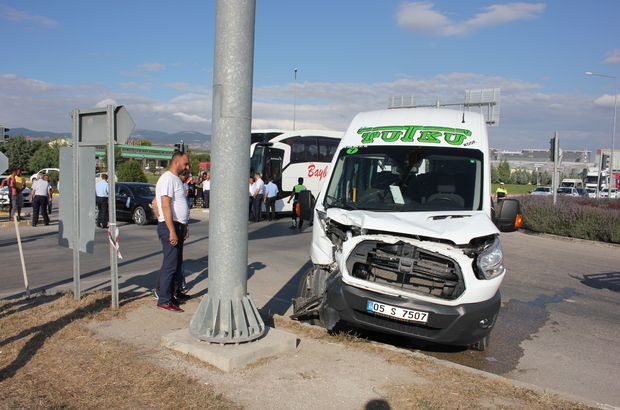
[44,175,54,215]
[202,173,211,208]
[287,177,307,229]
[95,174,109,229]
[155,151,191,312]
[31,174,50,226]
[263,176,279,221]
[7,168,24,221]
[248,176,255,220]
[186,177,196,208]
[252,173,264,222]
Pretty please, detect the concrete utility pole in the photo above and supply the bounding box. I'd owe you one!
[190,0,265,344]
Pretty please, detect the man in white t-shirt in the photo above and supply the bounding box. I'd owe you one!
[155,151,190,312]
[202,173,211,208]
[251,173,264,222]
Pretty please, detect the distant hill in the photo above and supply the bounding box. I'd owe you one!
[5,128,211,150]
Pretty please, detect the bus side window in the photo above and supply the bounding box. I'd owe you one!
[318,137,339,162]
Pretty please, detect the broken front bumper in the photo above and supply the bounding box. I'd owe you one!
[320,274,501,346]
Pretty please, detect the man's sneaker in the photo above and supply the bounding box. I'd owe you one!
[152,290,158,300]
[175,292,192,300]
[157,302,183,312]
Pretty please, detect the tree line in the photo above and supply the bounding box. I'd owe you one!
[491,159,582,186]
[1,133,211,183]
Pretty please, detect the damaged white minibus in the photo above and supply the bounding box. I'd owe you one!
[292,107,521,350]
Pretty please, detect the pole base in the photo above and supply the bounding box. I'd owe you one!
[189,294,265,344]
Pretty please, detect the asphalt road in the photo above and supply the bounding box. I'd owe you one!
[1,208,619,407]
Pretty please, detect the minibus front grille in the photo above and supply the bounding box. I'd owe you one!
[347,241,465,300]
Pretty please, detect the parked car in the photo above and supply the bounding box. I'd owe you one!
[95,182,157,225]
[530,186,552,196]
[585,188,597,198]
[600,188,619,199]
[144,164,164,170]
[30,168,59,182]
[575,188,589,197]
[0,175,32,206]
[557,187,579,196]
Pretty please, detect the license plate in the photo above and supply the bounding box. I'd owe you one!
[366,300,429,324]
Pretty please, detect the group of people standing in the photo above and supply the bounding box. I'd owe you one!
[153,156,310,313]
[183,173,210,209]
[1,168,55,226]
[248,173,283,223]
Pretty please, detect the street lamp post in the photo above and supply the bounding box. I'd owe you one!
[586,72,618,191]
[293,68,297,131]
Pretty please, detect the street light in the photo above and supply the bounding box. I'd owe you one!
[293,68,297,131]
[586,72,618,191]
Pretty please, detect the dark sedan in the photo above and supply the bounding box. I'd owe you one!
[96,182,157,225]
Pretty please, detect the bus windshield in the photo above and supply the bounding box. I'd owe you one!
[324,145,484,212]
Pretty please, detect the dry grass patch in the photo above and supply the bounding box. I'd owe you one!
[273,315,594,410]
[0,292,240,410]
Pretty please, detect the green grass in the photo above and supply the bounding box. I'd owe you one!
[146,175,160,184]
[491,183,537,195]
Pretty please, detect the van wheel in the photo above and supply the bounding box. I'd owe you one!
[295,266,328,326]
[469,334,491,351]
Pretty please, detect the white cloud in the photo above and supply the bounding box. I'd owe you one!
[173,112,209,123]
[138,63,166,72]
[593,94,619,108]
[0,72,613,153]
[163,82,210,93]
[397,2,545,36]
[95,98,118,108]
[0,73,106,96]
[602,49,620,65]
[0,5,58,28]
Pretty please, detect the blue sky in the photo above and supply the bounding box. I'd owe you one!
[1,0,619,154]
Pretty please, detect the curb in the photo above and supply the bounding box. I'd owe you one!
[290,317,618,410]
[517,228,620,250]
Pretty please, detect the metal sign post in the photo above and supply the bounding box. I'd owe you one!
[72,109,81,299]
[59,105,134,306]
[552,133,560,205]
[107,105,120,310]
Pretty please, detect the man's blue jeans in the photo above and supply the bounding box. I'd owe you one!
[157,222,185,305]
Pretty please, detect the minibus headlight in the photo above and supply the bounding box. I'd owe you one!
[476,237,505,280]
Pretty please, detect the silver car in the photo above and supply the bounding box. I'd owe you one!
[0,178,32,206]
[530,186,552,196]
[557,187,579,196]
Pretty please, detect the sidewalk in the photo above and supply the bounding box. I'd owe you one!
[85,294,609,410]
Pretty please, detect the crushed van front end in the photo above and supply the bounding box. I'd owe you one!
[318,233,503,346]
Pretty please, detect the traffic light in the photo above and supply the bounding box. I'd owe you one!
[174,140,187,154]
[601,154,610,171]
[549,136,558,161]
[0,126,9,141]
[549,135,563,162]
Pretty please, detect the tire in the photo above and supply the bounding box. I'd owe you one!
[295,266,329,326]
[132,206,147,225]
[469,333,491,351]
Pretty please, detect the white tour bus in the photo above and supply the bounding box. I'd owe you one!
[249,129,343,212]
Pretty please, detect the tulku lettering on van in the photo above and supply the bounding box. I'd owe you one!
[357,126,473,146]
